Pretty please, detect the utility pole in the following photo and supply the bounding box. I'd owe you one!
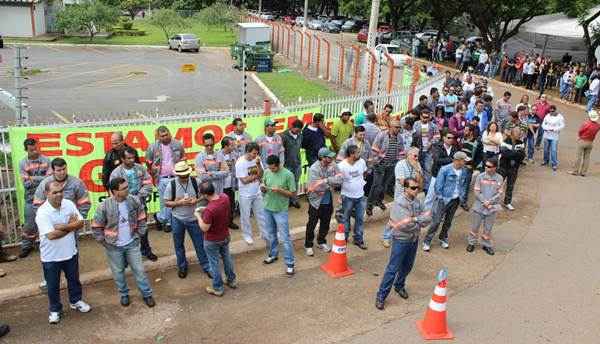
[241,48,247,117]
[14,46,29,126]
[364,0,381,94]
[258,0,262,14]
[303,0,308,33]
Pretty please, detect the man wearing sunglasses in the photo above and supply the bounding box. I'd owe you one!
[467,158,504,255]
[375,177,431,310]
[195,133,229,196]
[425,130,459,208]
[256,119,285,168]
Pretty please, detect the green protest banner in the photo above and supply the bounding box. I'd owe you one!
[10,108,321,221]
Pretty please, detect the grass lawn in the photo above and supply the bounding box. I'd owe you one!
[7,19,237,47]
[258,69,337,104]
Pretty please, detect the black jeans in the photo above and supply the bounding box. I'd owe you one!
[425,198,460,243]
[462,168,474,206]
[305,203,333,248]
[139,200,153,256]
[367,163,395,207]
[500,166,519,205]
[43,254,82,313]
[223,187,236,224]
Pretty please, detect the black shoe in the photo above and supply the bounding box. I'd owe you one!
[18,247,33,259]
[145,252,158,262]
[366,206,373,217]
[143,296,156,308]
[228,222,239,230]
[204,269,213,279]
[466,244,475,252]
[120,295,130,307]
[375,300,385,310]
[395,287,409,299]
[263,256,278,264]
[178,269,188,279]
[290,201,301,209]
[482,246,495,256]
[353,241,368,250]
[376,202,387,211]
[0,324,10,338]
[153,214,163,231]
[163,225,172,233]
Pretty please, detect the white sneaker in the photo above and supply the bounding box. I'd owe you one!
[318,243,331,252]
[243,237,254,245]
[382,239,391,248]
[69,300,91,313]
[440,240,449,249]
[505,203,515,211]
[286,266,295,276]
[39,280,47,290]
[48,312,60,324]
[305,247,314,256]
[422,243,431,252]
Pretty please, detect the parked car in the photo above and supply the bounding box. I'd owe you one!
[308,19,324,30]
[342,20,358,32]
[466,36,483,45]
[295,17,305,27]
[375,44,410,67]
[321,21,341,33]
[168,34,200,53]
[0,35,3,49]
[331,17,345,27]
[283,15,296,26]
[260,12,275,21]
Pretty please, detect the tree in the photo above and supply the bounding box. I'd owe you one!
[197,1,242,30]
[339,0,370,17]
[121,0,147,20]
[555,0,600,68]
[56,0,120,41]
[423,0,463,39]
[464,0,550,53]
[386,0,418,30]
[147,8,188,42]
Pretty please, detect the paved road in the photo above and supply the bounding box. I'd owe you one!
[0,45,266,126]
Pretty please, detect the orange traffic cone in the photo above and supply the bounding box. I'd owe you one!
[321,224,353,278]
[416,268,454,340]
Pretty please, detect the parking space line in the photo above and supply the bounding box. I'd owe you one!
[24,64,131,86]
[82,73,137,88]
[51,110,71,124]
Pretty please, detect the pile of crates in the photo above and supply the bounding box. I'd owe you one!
[230,42,273,72]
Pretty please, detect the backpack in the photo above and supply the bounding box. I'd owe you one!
[170,178,199,201]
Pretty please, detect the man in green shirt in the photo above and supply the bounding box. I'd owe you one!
[261,155,297,276]
[331,109,354,152]
[574,70,588,103]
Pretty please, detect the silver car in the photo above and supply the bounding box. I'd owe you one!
[168,34,200,53]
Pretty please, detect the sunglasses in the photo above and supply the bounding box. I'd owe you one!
[485,164,496,168]
[446,136,455,140]
[408,186,419,190]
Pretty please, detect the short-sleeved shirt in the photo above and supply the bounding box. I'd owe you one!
[235,156,260,198]
[332,119,354,149]
[163,179,198,222]
[124,168,141,195]
[262,168,296,212]
[116,201,134,247]
[338,159,367,199]
[36,199,82,263]
[160,144,175,177]
[201,193,230,241]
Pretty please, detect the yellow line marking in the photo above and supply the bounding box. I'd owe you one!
[82,73,138,87]
[51,110,71,124]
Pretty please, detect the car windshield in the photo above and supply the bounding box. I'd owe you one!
[181,34,197,40]
[387,46,402,54]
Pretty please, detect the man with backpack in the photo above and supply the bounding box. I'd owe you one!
[164,161,211,279]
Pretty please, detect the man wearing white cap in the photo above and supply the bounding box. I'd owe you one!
[569,110,600,177]
[164,161,211,279]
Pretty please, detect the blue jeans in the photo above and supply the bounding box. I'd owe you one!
[535,126,544,147]
[42,254,82,313]
[157,176,173,225]
[587,94,598,112]
[105,238,153,298]
[264,209,295,267]
[420,151,433,192]
[171,216,210,272]
[376,239,418,302]
[286,164,302,204]
[204,237,236,292]
[526,135,535,160]
[341,196,365,244]
[543,138,559,168]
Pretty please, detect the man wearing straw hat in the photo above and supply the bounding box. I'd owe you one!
[569,110,600,177]
[164,161,211,279]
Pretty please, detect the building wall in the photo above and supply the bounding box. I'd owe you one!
[33,1,47,35]
[0,5,33,37]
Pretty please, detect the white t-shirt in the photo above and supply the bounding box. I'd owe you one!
[235,156,260,197]
[116,201,133,247]
[36,199,82,263]
[338,159,367,198]
[589,78,600,96]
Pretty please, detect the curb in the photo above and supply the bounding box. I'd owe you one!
[249,72,284,108]
[5,42,229,52]
[0,204,390,304]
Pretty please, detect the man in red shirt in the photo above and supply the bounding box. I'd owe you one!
[195,182,237,297]
[569,110,600,177]
[533,94,552,148]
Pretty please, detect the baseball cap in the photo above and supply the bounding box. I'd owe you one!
[264,119,276,127]
[340,109,352,116]
[453,151,467,161]
[318,147,336,159]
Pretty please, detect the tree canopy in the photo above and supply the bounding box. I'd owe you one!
[56,0,120,41]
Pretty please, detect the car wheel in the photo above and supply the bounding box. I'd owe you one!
[178,45,182,53]
[194,48,199,53]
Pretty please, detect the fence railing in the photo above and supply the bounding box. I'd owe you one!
[0,69,444,246]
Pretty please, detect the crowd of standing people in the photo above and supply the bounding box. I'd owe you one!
[1,64,599,337]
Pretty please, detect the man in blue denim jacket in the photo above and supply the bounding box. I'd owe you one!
[423,151,468,251]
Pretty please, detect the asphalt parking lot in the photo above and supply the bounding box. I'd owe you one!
[0,45,266,126]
